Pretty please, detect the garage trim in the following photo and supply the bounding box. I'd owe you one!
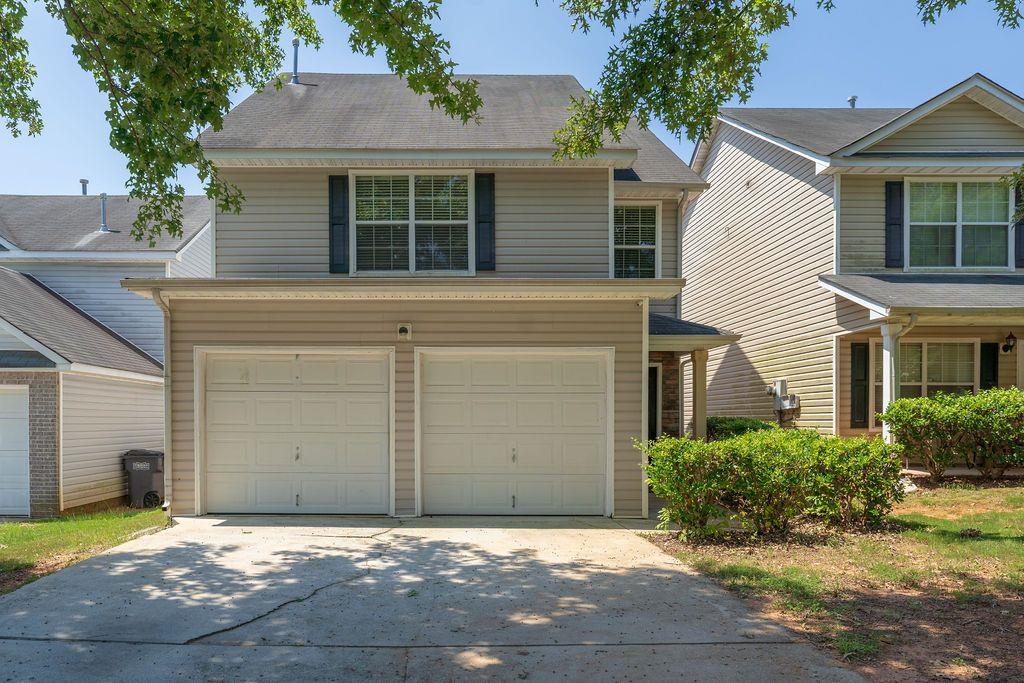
[413,346,616,517]
[192,346,397,516]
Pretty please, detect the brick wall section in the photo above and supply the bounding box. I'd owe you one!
[650,351,681,437]
[0,372,59,517]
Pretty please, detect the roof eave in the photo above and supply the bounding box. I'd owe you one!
[649,333,740,352]
[123,277,687,301]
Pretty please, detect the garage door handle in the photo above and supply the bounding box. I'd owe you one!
[511,447,517,464]
[295,445,301,461]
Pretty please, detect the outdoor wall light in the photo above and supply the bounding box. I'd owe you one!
[1003,332,1017,354]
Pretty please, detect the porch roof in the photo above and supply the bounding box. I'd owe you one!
[819,273,1024,318]
[648,313,739,352]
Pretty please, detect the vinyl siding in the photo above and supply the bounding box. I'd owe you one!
[838,175,899,272]
[60,373,163,509]
[168,225,212,278]
[680,123,869,432]
[865,97,1024,153]
[837,326,1021,436]
[214,168,615,278]
[4,263,166,361]
[167,299,644,517]
[0,329,31,351]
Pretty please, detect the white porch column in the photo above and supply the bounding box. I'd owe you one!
[879,322,903,440]
[690,349,709,440]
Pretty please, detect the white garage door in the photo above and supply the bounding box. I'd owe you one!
[203,352,390,514]
[0,386,29,516]
[420,350,609,515]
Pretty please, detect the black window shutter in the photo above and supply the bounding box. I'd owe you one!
[884,181,904,269]
[475,173,496,271]
[1015,188,1024,269]
[980,343,999,390]
[328,175,349,274]
[850,342,869,428]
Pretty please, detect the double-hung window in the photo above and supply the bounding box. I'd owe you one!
[907,180,1014,269]
[869,340,979,427]
[613,203,660,278]
[352,172,472,274]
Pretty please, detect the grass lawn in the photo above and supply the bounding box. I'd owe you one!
[648,480,1024,682]
[0,508,170,595]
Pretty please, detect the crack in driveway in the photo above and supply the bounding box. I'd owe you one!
[185,523,403,645]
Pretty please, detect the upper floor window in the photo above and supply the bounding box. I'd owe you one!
[907,180,1013,269]
[613,204,659,278]
[353,173,471,273]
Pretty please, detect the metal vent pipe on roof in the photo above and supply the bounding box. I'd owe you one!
[847,95,858,109]
[291,38,300,84]
[80,179,88,195]
[97,192,111,233]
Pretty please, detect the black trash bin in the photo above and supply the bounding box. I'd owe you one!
[123,449,164,508]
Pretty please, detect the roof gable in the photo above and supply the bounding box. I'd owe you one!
[855,95,1024,155]
[835,73,1024,157]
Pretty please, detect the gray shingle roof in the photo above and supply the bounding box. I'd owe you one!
[201,73,703,185]
[649,313,735,337]
[0,195,209,252]
[820,273,1024,312]
[719,108,909,156]
[0,267,162,376]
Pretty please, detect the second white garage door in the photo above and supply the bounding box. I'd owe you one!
[204,351,391,514]
[419,350,610,515]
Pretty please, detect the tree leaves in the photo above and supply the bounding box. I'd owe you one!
[0,0,1021,240]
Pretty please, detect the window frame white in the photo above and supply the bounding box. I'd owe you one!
[349,169,476,277]
[903,177,1016,272]
[867,336,982,430]
[610,200,662,279]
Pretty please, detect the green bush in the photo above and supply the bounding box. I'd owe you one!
[644,429,905,538]
[706,416,778,441]
[721,430,819,536]
[806,436,904,526]
[880,388,1024,479]
[645,436,728,539]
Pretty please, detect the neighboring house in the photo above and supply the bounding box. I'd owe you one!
[123,73,734,518]
[0,194,211,517]
[0,267,163,517]
[0,194,213,361]
[681,73,1024,436]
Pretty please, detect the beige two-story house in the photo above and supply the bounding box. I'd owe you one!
[124,74,733,518]
[681,73,1024,436]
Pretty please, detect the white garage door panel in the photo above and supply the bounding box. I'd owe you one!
[207,354,389,392]
[205,473,388,514]
[420,352,609,516]
[0,388,29,516]
[422,474,605,515]
[422,435,604,475]
[207,393,388,432]
[204,352,390,514]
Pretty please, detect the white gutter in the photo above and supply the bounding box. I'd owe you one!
[0,250,179,262]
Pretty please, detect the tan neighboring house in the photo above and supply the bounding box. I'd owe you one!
[0,195,210,517]
[123,73,735,518]
[681,73,1024,436]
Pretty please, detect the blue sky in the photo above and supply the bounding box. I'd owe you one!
[1,0,1021,195]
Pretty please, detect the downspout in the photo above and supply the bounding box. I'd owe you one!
[152,289,172,514]
[894,313,919,341]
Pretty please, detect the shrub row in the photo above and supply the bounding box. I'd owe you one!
[706,416,778,440]
[880,387,1024,480]
[644,429,904,538]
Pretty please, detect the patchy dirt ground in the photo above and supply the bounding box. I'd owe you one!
[645,481,1024,682]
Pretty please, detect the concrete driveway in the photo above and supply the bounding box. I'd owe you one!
[0,516,859,682]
